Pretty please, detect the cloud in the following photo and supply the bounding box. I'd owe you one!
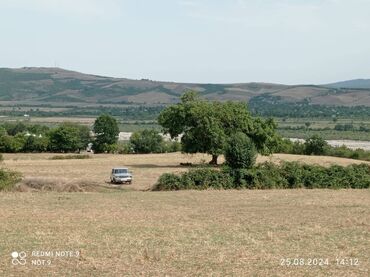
[2,0,123,20]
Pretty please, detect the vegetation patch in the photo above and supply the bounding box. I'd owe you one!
[49,154,91,160]
[153,162,370,191]
[0,168,22,191]
[15,177,109,192]
[276,135,370,161]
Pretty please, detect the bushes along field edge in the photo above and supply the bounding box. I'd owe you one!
[152,162,370,191]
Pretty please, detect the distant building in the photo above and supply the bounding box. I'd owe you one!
[117,132,182,142]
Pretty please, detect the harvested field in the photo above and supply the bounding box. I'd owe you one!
[1,153,369,276]
[0,190,369,276]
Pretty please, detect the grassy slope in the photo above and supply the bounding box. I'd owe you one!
[0,190,369,276]
[1,67,370,106]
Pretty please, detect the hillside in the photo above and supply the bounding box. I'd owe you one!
[326,79,370,89]
[1,67,370,106]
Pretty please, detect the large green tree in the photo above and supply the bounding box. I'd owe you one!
[158,91,278,164]
[93,114,119,153]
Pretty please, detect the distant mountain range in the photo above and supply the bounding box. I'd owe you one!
[1,67,370,107]
[326,79,370,89]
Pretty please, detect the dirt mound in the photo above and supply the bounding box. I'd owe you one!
[15,177,102,192]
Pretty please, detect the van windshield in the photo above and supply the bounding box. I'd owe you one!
[114,169,128,174]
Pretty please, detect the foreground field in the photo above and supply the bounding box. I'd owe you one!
[0,190,369,276]
[3,153,370,191]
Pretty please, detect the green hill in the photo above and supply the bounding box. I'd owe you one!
[1,67,370,107]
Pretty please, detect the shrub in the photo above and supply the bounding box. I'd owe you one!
[153,168,233,191]
[154,162,370,190]
[304,135,328,155]
[162,141,182,153]
[181,168,234,189]
[50,154,90,160]
[130,129,164,154]
[114,142,134,154]
[274,138,306,155]
[275,136,370,162]
[225,132,257,169]
[228,163,292,189]
[0,168,22,191]
[153,173,183,191]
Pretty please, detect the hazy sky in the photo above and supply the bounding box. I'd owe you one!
[1,0,370,84]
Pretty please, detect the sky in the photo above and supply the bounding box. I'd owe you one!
[1,0,370,84]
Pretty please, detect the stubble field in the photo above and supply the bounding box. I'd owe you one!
[0,153,369,276]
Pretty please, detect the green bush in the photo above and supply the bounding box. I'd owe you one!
[130,129,164,154]
[0,153,3,162]
[162,141,182,153]
[153,173,183,191]
[153,162,370,190]
[275,136,370,162]
[113,142,134,154]
[181,168,234,190]
[225,132,257,169]
[304,135,328,155]
[0,168,22,191]
[153,168,233,191]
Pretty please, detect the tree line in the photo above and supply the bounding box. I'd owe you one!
[0,122,90,153]
[0,115,180,154]
[249,95,370,118]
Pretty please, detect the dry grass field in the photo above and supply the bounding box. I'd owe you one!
[0,153,369,276]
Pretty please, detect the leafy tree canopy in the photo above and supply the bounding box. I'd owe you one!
[93,114,119,153]
[158,91,278,164]
[130,129,164,154]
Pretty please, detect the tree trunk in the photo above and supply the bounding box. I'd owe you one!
[209,155,218,165]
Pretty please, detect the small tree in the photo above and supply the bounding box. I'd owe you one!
[225,132,257,169]
[93,114,119,153]
[130,129,164,154]
[304,135,328,155]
